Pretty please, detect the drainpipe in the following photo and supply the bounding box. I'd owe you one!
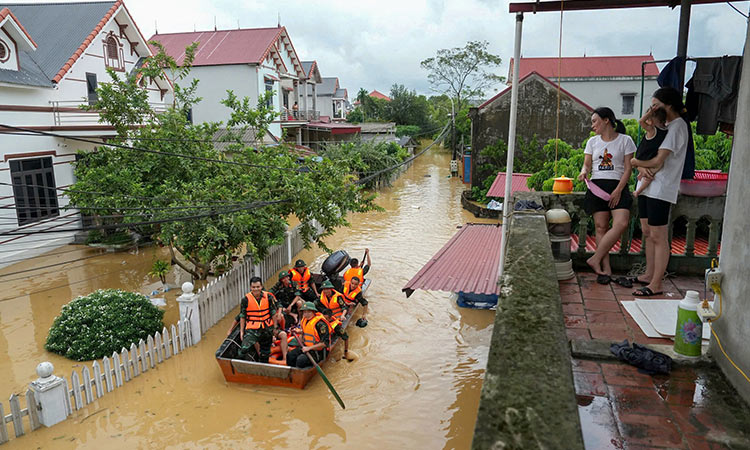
[676,0,692,89]
[498,12,523,282]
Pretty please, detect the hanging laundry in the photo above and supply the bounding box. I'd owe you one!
[657,56,685,91]
[685,56,743,135]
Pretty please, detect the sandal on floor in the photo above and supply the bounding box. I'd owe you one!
[615,277,633,288]
[596,274,612,285]
[629,277,649,286]
[632,287,663,297]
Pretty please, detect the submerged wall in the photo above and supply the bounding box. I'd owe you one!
[471,206,584,449]
[712,20,750,404]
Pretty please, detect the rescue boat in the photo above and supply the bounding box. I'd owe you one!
[215,278,370,389]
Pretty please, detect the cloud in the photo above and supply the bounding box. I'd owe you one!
[52,0,750,99]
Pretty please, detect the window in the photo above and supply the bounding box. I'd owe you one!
[621,94,635,115]
[103,33,124,71]
[10,157,59,226]
[265,81,274,109]
[86,73,98,105]
[0,39,9,63]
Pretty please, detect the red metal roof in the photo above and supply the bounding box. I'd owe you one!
[150,27,285,67]
[510,55,659,81]
[509,1,730,13]
[402,224,502,297]
[486,173,533,198]
[479,71,593,111]
[304,122,361,135]
[369,90,391,101]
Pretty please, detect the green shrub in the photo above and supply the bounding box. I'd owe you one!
[85,229,131,245]
[45,289,164,361]
[396,124,420,137]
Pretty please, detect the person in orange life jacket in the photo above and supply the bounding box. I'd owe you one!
[289,259,319,303]
[343,248,371,290]
[317,280,347,321]
[322,308,353,362]
[238,277,278,362]
[343,276,369,328]
[287,302,330,369]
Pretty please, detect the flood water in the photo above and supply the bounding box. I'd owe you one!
[1,143,496,449]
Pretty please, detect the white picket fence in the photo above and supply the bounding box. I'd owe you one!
[195,221,324,334]
[0,319,193,445]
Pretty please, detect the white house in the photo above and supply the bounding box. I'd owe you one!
[306,75,350,122]
[151,26,316,143]
[509,55,660,120]
[0,0,171,268]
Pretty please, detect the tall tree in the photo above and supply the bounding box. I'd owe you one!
[387,84,433,132]
[421,40,503,109]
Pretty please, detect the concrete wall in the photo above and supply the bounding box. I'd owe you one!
[183,64,259,126]
[559,78,659,120]
[712,20,750,404]
[469,74,593,189]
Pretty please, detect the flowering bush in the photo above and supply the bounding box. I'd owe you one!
[45,289,164,361]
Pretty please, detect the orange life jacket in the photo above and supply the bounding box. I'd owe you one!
[320,290,345,319]
[301,313,328,348]
[342,284,362,305]
[343,267,364,289]
[328,318,342,336]
[290,267,311,292]
[244,291,274,330]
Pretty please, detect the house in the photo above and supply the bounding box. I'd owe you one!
[509,55,660,119]
[397,136,418,155]
[468,71,593,189]
[368,90,391,101]
[308,76,349,122]
[150,26,312,143]
[359,122,397,144]
[0,0,171,268]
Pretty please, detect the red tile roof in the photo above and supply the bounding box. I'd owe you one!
[510,55,659,82]
[402,223,502,297]
[479,71,593,111]
[486,173,533,198]
[369,90,391,101]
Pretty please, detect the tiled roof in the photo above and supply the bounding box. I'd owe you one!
[0,1,119,86]
[402,223,502,297]
[486,173,533,198]
[369,89,391,101]
[511,55,659,81]
[316,77,338,96]
[301,60,315,76]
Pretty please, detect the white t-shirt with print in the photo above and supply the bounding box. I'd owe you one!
[584,134,637,181]
[638,117,689,204]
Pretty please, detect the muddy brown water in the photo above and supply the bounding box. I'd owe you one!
[1,144,496,449]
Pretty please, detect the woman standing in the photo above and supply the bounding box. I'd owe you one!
[578,107,637,284]
[630,87,691,296]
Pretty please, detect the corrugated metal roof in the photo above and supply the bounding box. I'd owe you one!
[486,173,533,198]
[511,55,659,81]
[0,1,117,85]
[301,60,314,76]
[402,223,502,297]
[333,88,347,99]
[150,27,283,67]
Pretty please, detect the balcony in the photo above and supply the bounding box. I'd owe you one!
[49,100,168,127]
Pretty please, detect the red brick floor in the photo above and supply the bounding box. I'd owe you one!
[566,271,750,449]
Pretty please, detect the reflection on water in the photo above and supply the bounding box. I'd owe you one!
[3,143,496,449]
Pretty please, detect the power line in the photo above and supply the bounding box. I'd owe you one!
[0,250,120,279]
[727,1,749,19]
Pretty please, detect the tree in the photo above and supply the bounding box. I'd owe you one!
[386,84,433,132]
[67,44,377,279]
[421,40,504,109]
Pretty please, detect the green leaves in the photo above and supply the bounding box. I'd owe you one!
[45,289,164,361]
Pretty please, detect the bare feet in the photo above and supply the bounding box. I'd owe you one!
[586,256,605,275]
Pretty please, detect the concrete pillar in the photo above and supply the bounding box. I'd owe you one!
[303,81,309,118]
[712,18,750,403]
[176,282,201,344]
[312,83,318,114]
[29,362,69,427]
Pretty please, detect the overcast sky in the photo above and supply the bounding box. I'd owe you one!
[46,1,750,99]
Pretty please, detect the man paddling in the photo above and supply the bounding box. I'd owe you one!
[287,302,330,369]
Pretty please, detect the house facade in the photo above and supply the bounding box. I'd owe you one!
[308,76,349,122]
[509,55,660,120]
[0,0,171,268]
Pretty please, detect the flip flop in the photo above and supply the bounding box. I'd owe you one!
[615,277,633,288]
[596,274,612,285]
[632,287,663,297]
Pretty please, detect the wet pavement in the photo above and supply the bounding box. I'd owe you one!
[565,271,750,449]
[1,143,497,449]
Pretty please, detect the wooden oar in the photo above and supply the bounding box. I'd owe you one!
[292,331,346,410]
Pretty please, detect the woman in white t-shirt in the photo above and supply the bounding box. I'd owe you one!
[578,107,636,284]
[629,87,691,296]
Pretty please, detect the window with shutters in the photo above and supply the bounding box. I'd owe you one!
[9,157,59,226]
[103,32,124,71]
[0,39,9,63]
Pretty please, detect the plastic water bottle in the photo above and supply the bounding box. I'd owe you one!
[674,290,703,357]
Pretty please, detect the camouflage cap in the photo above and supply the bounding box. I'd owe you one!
[299,302,317,311]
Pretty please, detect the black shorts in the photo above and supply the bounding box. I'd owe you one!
[637,195,672,226]
[583,179,633,215]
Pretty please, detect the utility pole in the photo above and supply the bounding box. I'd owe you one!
[449,96,456,160]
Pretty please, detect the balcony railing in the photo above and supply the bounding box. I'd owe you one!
[49,100,168,126]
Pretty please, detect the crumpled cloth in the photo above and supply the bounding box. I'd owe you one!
[610,340,672,375]
[514,200,543,211]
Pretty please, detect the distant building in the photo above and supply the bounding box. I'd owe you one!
[368,90,391,101]
[397,136,418,155]
[509,55,660,120]
[309,77,349,122]
[359,122,397,144]
[468,71,593,188]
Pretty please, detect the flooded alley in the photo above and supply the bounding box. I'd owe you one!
[1,143,497,449]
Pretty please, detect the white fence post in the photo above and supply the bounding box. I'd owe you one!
[286,230,293,265]
[177,282,201,344]
[28,362,69,427]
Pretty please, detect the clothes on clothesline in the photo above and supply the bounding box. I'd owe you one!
[686,56,743,135]
[657,56,686,91]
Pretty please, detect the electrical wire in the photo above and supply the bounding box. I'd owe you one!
[0,251,120,278]
[727,1,749,19]
[709,324,750,384]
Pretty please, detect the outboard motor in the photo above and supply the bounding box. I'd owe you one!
[321,250,350,292]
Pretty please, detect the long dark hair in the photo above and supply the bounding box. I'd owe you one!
[653,87,695,179]
[593,107,626,134]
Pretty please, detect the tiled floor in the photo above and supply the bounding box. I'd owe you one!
[563,271,750,449]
